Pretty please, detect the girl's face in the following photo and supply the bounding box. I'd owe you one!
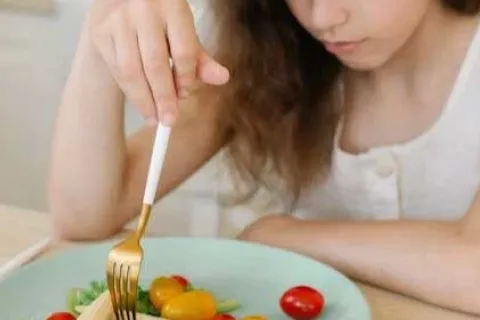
[285,0,434,70]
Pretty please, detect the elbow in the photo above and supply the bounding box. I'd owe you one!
[49,204,122,242]
[48,185,123,241]
[51,216,121,242]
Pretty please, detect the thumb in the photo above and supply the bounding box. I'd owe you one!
[197,51,230,86]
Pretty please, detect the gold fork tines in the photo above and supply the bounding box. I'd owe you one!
[106,204,152,319]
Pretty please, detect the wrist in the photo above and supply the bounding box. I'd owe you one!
[63,26,122,104]
[73,28,109,73]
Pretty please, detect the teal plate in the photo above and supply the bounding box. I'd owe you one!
[0,237,371,319]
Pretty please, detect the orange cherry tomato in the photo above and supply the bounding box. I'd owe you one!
[161,290,217,320]
[279,286,325,320]
[149,276,185,310]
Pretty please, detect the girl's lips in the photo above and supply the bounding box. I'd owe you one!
[323,40,364,55]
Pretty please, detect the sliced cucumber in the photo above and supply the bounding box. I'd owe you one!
[216,298,241,314]
[66,288,81,316]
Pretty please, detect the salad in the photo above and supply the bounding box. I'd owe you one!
[45,274,325,320]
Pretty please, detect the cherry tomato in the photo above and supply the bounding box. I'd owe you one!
[171,274,189,288]
[279,286,325,320]
[212,314,236,320]
[46,312,76,320]
[240,315,267,320]
[149,276,185,310]
[161,290,217,320]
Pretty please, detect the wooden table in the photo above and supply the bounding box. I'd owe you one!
[1,204,478,319]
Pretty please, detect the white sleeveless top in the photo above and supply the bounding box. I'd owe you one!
[293,20,480,222]
[220,18,480,235]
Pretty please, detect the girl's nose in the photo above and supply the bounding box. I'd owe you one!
[311,0,350,32]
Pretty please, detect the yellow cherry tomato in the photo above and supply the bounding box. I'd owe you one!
[149,276,185,310]
[161,290,217,320]
[241,316,268,320]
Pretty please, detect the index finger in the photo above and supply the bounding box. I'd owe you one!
[163,0,202,99]
[136,7,178,125]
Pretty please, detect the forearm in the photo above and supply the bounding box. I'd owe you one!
[255,218,480,314]
[48,26,127,237]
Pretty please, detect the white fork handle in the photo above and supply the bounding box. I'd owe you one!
[143,124,172,205]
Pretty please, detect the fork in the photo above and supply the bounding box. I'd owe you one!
[106,124,172,320]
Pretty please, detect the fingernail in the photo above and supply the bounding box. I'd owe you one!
[161,112,176,126]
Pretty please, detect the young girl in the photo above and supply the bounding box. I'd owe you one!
[49,0,480,315]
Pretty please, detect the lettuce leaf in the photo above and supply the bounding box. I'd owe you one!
[66,280,160,316]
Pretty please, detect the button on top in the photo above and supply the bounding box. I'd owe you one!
[375,152,397,177]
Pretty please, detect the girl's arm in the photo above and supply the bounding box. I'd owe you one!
[240,192,480,315]
[48,27,225,241]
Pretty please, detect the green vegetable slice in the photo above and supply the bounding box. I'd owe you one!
[216,298,241,314]
[66,288,81,316]
[66,280,159,316]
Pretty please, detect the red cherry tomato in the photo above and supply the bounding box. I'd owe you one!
[212,314,236,320]
[171,274,189,288]
[279,286,325,320]
[46,312,76,320]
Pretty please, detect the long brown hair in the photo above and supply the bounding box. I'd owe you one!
[199,0,480,205]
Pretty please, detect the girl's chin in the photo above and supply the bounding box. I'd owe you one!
[338,54,389,71]
[334,47,392,71]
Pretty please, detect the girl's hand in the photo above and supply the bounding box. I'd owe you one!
[87,0,230,125]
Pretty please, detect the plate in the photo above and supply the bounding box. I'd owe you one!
[0,237,371,319]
